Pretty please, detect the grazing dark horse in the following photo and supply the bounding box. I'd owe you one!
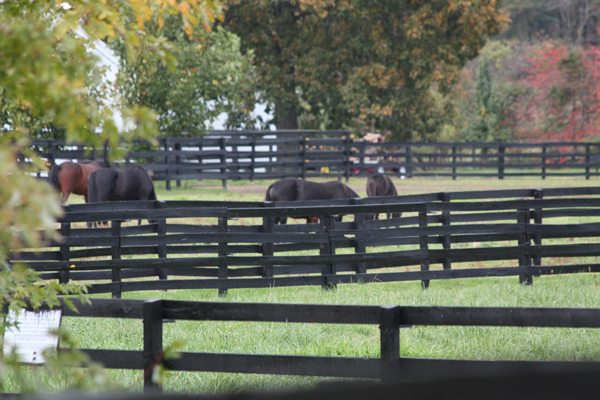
[48,161,102,204]
[264,178,359,224]
[366,173,401,220]
[87,166,157,225]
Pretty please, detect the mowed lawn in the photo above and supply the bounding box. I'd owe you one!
[14,176,600,394]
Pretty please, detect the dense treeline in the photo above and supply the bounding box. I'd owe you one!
[446,0,600,146]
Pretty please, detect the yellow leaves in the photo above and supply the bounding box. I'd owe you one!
[179,2,191,14]
[212,79,218,85]
[406,28,420,39]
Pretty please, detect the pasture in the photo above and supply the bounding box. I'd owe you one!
[7,176,600,394]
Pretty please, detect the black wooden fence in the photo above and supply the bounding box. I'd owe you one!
[25,132,600,188]
[18,371,600,400]
[11,186,600,297]
[27,297,600,393]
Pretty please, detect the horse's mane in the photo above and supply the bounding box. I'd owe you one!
[343,183,359,198]
[366,177,377,197]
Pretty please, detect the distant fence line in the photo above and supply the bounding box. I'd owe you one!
[11,186,600,297]
[16,297,600,393]
[23,131,600,188]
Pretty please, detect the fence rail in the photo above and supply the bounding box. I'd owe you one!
[17,297,600,393]
[10,186,600,296]
[23,132,600,187]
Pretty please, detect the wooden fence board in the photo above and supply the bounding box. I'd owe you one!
[166,353,381,378]
[1,297,590,393]
[11,186,600,293]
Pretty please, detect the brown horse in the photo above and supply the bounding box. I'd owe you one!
[49,161,102,204]
[366,173,401,220]
[264,178,359,224]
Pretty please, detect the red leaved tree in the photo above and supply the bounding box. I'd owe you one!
[515,43,600,144]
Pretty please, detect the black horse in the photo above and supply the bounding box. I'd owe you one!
[366,173,401,220]
[264,178,359,224]
[87,166,157,225]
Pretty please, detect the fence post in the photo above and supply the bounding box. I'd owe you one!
[518,209,533,286]
[164,139,171,191]
[541,145,547,179]
[143,299,163,394]
[301,135,307,180]
[219,138,228,189]
[358,141,366,176]
[58,221,71,285]
[406,146,413,178]
[232,142,239,179]
[498,146,505,180]
[352,198,367,275]
[111,220,122,299]
[174,142,181,188]
[440,193,452,270]
[48,143,56,170]
[156,201,168,283]
[532,189,543,276]
[344,134,351,182]
[103,140,109,167]
[585,144,591,180]
[379,305,400,383]
[320,215,336,290]
[270,142,276,175]
[261,202,275,281]
[250,135,256,182]
[419,207,429,289]
[451,145,457,180]
[218,215,229,297]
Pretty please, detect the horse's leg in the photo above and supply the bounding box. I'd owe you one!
[61,192,69,204]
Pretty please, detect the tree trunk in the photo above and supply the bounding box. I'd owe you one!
[275,98,299,130]
[274,98,299,174]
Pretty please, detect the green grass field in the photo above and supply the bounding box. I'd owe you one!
[9,176,600,394]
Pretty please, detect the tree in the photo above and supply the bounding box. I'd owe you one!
[460,52,519,143]
[223,0,508,139]
[515,43,600,142]
[0,0,219,392]
[499,0,600,46]
[113,14,262,135]
[548,0,600,47]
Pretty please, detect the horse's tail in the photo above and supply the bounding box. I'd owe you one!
[87,172,98,203]
[49,164,61,190]
[265,182,275,201]
[149,186,157,201]
[366,178,377,197]
[388,178,398,196]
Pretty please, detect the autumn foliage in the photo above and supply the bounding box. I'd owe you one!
[224,0,509,139]
[514,43,600,143]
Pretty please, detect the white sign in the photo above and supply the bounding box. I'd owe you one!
[3,309,62,364]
